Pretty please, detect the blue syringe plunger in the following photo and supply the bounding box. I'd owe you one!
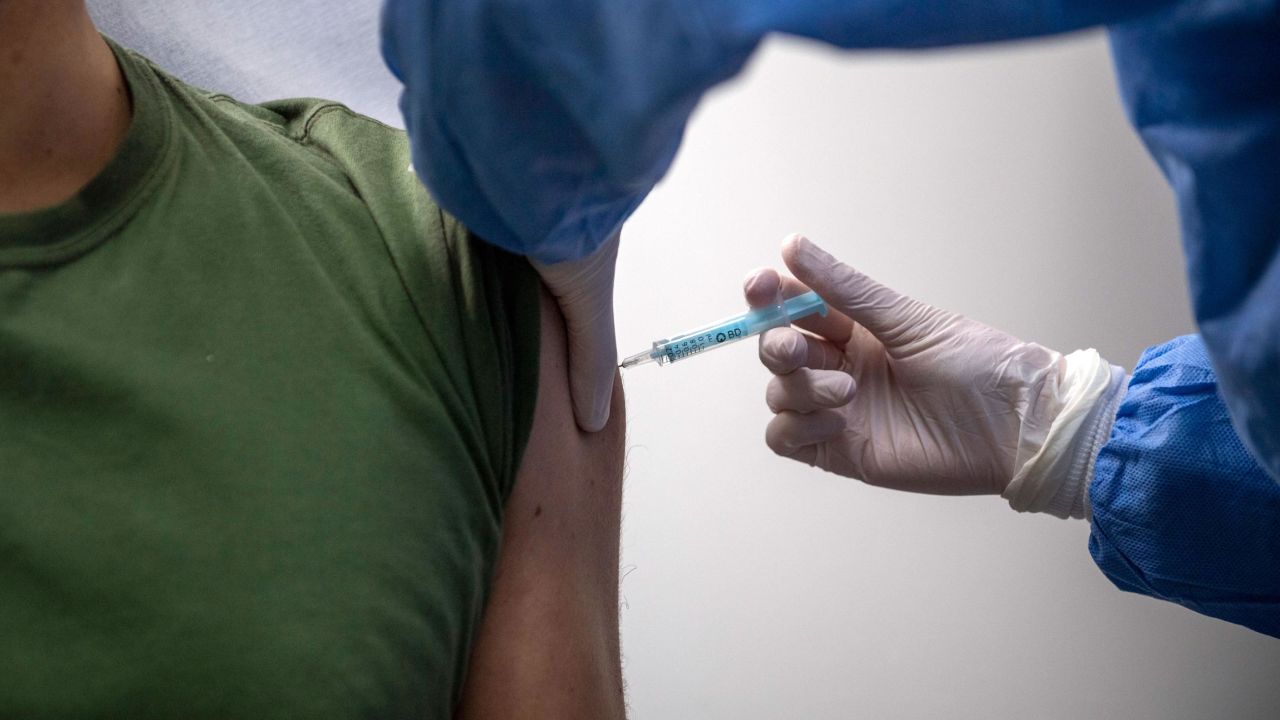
[619,290,828,369]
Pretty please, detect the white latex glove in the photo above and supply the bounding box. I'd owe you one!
[745,235,1126,517]
[531,231,621,432]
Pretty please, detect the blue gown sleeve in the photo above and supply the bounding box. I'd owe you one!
[378,0,1174,263]
[1089,336,1280,638]
[1106,2,1280,482]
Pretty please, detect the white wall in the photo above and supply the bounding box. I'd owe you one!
[615,32,1280,720]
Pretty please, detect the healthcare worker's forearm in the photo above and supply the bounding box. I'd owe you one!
[381,0,1179,262]
[1020,335,1280,636]
[383,0,1280,469]
[1087,336,1280,638]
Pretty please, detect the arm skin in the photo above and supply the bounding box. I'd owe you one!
[455,285,627,719]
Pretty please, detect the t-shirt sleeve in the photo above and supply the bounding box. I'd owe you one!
[289,101,542,509]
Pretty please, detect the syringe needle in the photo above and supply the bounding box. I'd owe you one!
[619,350,656,369]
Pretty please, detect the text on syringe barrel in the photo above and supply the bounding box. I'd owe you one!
[657,319,751,364]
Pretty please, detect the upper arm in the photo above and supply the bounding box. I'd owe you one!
[456,286,627,719]
[298,79,627,713]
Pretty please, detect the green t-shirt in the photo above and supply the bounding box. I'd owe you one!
[0,41,540,718]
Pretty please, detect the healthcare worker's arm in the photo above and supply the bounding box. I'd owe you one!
[745,236,1280,637]
[1088,336,1280,639]
[382,0,1280,460]
[379,0,1176,263]
[378,0,1174,435]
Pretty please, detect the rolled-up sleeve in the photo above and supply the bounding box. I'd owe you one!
[1089,336,1280,637]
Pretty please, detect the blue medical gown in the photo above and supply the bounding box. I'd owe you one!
[381,0,1280,634]
[1091,337,1279,637]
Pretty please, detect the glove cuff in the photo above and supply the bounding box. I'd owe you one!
[1003,349,1127,519]
[1050,363,1126,519]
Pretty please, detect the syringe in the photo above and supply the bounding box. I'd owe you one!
[620,291,827,369]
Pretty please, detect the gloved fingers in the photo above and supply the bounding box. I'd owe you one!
[766,369,856,413]
[743,267,854,346]
[781,234,938,350]
[564,300,619,432]
[776,444,820,467]
[533,232,621,432]
[759,327,847,375]
[765,409,846,457]
[743,267,784,308]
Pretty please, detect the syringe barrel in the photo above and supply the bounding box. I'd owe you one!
[652,291,827,365]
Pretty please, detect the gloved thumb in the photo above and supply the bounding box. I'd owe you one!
[531,232,621,433]
[562,297,618,432]
[781,234,931,349]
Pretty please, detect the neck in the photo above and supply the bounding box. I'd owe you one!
[0,1,132,213]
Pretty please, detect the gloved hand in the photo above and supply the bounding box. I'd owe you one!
[531,231,621,433]
[745,235,1127,518]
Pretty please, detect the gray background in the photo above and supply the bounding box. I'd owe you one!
[90,2,1280,717]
